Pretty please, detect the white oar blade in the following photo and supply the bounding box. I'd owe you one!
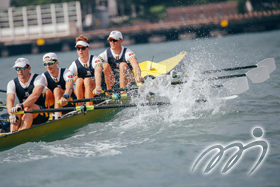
[223,77,249,94]
[257,58,276,74]
[217,95,238,100]
[246,66,270,83]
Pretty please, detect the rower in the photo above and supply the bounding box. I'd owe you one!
[6,58,48,132]
[42,52,76,120]
[98,30,143,93]
[69,35,103,106]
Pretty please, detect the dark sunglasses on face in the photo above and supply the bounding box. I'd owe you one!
[43,61,56,66]
[15,66,29,71]
[109,39,119,42]
[76,46,88,51]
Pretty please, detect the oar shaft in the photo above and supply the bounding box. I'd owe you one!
[93,102,170,110]
[171,73,246,84]
[206,74,246,80]
[0,89,7,93]
[202,65,257,74]
[15,107,76,114]
[15,101,171,114]
[105,86,138,93]
[66,94,128,104]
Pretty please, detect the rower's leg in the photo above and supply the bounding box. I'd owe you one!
[75,78,85,105]
[103,63,115,90]
[119,63,133,93]
[45,88,54,109]
[84,77,94,106]
[10,114,22,132]
[20,105,40,130]
[53,87,64,119]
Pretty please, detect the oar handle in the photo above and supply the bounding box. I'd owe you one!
[202,65,257,74]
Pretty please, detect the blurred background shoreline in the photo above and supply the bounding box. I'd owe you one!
[0,0,280,57]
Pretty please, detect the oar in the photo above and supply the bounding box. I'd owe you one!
[105,86,139,93]
[202,58,276,74]
[205,66,270,83]
[14,101,171,114]
[172,76,249,95]
[58,93,129,105]
[213,77,249,95]
[0,116,10,123]
[0,102,7,112]
[0,89,7,93]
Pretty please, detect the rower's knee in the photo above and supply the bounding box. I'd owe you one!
[119,63,131,76]
[76,78,84,88]
[53,87,63,95]
[45,89,54,106]
[84,77,92,85]
[119,62,128,71]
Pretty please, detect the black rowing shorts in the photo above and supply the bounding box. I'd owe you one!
[32,105,49,125]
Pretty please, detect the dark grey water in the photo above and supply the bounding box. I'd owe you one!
[0,30,280,187]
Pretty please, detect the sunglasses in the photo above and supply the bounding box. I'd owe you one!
[76,46,88,51]
[109,39,120,42]
[15,66,28,71]
[43,61,56,66]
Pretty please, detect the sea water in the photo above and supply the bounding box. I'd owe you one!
[0,30,279,187]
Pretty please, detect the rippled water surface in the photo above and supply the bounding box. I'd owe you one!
[0,30,280,187]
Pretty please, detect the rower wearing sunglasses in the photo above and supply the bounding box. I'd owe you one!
[6,58,48,132]
[69,35,103,106]
[98,30,143,92]
[42,52,76,120]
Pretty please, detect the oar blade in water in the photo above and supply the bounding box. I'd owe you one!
[223,77,249,95]
[246,66,270,83]
[257,58,276,74]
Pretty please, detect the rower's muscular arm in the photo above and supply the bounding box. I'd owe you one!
[6,93,15,115]
[129,58,143,82]
[21,85,44,107]
[130,58,141,74]
[64,81,74,96]
[94,65,103,88]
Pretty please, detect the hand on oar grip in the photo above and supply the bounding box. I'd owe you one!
[9,114,18,124]
[10,104,24,113]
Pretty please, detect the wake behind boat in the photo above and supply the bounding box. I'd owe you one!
[0,52,187,151]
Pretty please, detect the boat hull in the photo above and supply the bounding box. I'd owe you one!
[0,108,120,150]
